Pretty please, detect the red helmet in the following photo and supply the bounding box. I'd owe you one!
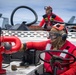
[44,6,52,12]
[50,23,68,41]
[52,23,68,33]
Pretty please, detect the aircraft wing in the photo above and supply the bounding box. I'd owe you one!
[68,16,75,23]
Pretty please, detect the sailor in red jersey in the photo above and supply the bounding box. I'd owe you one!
[21,24,76,75]
[39,6,64,30]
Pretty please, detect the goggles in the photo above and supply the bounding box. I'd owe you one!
[49,32,61,40]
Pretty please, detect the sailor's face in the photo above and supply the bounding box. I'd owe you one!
[49,28,60,43]
[45,9,51,15]
[49,32,58,42]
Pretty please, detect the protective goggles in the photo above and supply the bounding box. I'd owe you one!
[49,32,61,39]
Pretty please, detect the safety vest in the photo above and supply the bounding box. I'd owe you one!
[44,40,76,74]
[43,13,56,28]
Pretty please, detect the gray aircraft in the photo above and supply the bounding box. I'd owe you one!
[0,13,76,31]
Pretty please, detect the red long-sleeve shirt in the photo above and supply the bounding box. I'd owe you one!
[39,13,64,27]
[25,40,76,75]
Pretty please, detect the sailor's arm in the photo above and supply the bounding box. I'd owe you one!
[39,18,45,27]
[60,50,76,75]
[54,14,64,22]
[20,40,50,51]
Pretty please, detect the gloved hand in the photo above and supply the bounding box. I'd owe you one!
[19,43,26,51]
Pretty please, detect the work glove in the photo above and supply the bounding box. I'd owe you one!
[20,43,26,51]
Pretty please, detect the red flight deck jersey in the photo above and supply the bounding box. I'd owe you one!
[39,13,64,28]
[26,40,76,75]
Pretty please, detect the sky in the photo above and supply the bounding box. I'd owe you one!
[0,0,76,26]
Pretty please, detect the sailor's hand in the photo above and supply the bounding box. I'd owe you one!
[19,43,27,51]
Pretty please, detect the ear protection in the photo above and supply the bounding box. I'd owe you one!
[51,23,67,41]
[62,33,67,41]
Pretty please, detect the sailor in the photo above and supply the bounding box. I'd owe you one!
[21,23,76,75]
[39,6,64,30]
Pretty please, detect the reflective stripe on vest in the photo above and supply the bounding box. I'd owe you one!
[60,49,68,58]
[45,43,51,50]
[45,43,68,58]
